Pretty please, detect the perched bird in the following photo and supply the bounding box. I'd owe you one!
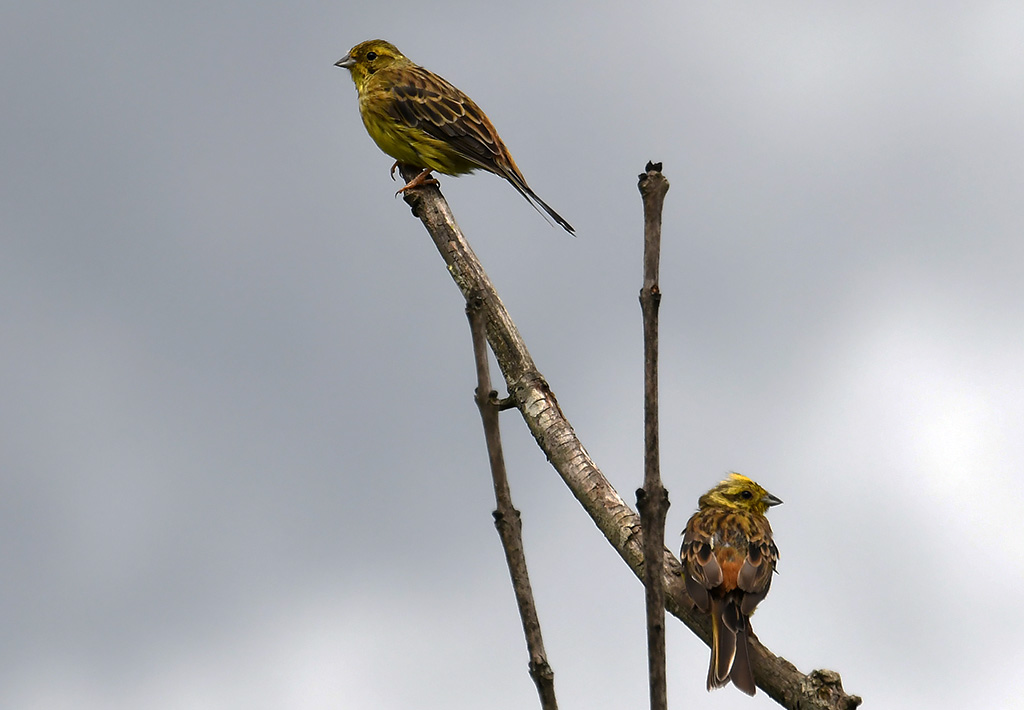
[335,39,574,235]
[681,473,782,695]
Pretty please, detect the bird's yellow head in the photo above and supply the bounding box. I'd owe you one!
[697,473,782,515]
[335,40,411,89]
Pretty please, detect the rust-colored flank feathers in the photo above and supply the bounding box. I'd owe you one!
[335,39,574,235]
[681,473,782,695]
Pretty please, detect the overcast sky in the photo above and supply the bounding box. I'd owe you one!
[3,2,1023,709]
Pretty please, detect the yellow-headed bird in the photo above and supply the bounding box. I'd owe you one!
[681,473,782,695]
[335,40,574,235]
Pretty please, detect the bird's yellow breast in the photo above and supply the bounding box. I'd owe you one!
[357,78,478,176]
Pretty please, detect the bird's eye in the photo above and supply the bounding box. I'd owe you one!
[366,51,377,60]
[740,490,753,499]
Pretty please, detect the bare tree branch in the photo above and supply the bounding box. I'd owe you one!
[466,301,557,710]
[394,165,862,710]
[637,162,670,710]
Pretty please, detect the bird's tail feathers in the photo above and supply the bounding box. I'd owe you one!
[707,598,735,691]
[730,619,756,696]
[503,172,575,235]
[708,598,756,695]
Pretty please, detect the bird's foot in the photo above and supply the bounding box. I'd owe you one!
[395,167,439,196]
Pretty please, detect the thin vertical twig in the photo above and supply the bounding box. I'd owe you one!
[637,161,671,710]
[466,298,557,710]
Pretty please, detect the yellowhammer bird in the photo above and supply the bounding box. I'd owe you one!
[681,473,782,695]
[335,39,575,235]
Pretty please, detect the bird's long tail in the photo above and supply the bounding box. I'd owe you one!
[708,598,756,695]
[502,171,575,235]
[522,184,575,235]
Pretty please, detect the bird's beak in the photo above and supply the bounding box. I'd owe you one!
[335,54,355,69]
[766,493,783,507]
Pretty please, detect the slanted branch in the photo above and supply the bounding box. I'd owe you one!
[466,300,557,710]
